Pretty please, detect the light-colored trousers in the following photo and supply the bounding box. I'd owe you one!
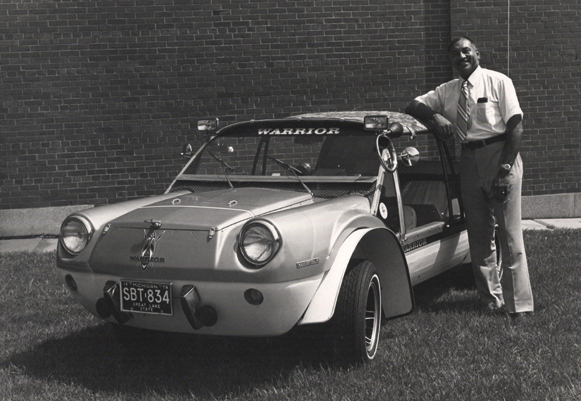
[460,142,534,313]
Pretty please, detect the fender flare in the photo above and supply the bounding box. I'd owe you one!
[298,227,414,325]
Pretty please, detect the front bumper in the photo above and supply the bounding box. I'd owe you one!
[58,269,324,337]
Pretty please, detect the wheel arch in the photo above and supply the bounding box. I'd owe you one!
[298,227,414,326]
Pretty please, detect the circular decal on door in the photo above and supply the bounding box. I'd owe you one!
[379,203,388,219]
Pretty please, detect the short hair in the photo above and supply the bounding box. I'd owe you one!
[448,36,478,53]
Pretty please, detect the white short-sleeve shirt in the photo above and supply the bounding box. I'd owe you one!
[415,66,523,141]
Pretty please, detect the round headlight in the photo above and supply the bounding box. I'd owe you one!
[60,216,93,255]
[239,222,281,267]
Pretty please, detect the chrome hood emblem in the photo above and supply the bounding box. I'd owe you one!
[139,220,164,271]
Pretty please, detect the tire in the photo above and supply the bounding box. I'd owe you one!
[332,259,382,363]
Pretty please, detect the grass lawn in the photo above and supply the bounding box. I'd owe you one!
[1,230,580,401]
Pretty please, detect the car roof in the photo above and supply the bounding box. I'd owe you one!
[290,111,429,135]
[216,111,429,137]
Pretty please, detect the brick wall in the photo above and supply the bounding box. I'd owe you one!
[1,0,579,209]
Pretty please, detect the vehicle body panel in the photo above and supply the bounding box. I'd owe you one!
[57,111,469,344]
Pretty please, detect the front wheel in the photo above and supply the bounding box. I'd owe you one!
[332,260,382,363]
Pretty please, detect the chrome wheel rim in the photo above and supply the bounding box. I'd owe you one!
[364,274,381,359]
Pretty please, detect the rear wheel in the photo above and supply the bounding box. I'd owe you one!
[332,260,382,363]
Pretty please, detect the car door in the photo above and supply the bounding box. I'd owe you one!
[375,132,470,285]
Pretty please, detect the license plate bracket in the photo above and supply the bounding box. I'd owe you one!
[120,280,173,316]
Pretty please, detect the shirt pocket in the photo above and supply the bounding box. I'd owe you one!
[475,101,502,126]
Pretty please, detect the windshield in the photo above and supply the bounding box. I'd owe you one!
[184,127,381,178]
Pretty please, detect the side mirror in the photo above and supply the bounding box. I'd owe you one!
[399,147,420,167]
[181,143,193,158]
[296,162,313,176]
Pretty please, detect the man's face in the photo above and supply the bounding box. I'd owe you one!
[449,39,480,79]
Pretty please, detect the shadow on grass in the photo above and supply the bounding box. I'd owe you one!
[4,321,345,399]
[411,263,480,314]
[4,268,481,398]
[3,266,481,398]
[1,260,498,399]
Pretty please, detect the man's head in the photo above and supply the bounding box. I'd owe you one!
[448,36,480,80]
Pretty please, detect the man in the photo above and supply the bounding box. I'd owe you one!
[405,36,533,318]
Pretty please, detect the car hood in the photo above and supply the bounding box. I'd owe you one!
[108,187,313,231]
[87,187,314,279]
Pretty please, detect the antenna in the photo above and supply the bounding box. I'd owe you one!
[508,0,511,76]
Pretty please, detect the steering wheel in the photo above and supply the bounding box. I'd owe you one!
[376,133,397,173]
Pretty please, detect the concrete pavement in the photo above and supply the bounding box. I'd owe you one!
[0,236,59,254]
[1,218,580,254]
[521,218,581,230]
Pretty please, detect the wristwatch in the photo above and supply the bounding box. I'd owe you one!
[500,163,512,172]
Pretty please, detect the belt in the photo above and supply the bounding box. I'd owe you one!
[461,134,507,150]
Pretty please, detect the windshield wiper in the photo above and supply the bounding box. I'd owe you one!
[208,150,234,188]
[267,156,313,197]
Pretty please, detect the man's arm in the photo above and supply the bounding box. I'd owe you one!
[492,114,523,202]
[405,100,438,120]
[497,114,523,179]
[405,100,455,139]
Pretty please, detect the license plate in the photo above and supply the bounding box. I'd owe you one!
[120,281,173,316]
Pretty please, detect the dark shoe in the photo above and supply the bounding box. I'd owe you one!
[484,303,506,315]
[509,312,532,322]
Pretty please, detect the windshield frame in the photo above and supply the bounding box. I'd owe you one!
[179,118,384,181]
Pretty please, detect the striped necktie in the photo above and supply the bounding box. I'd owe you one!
[456,80,470,141]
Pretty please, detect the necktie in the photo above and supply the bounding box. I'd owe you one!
[456,80,470,141]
